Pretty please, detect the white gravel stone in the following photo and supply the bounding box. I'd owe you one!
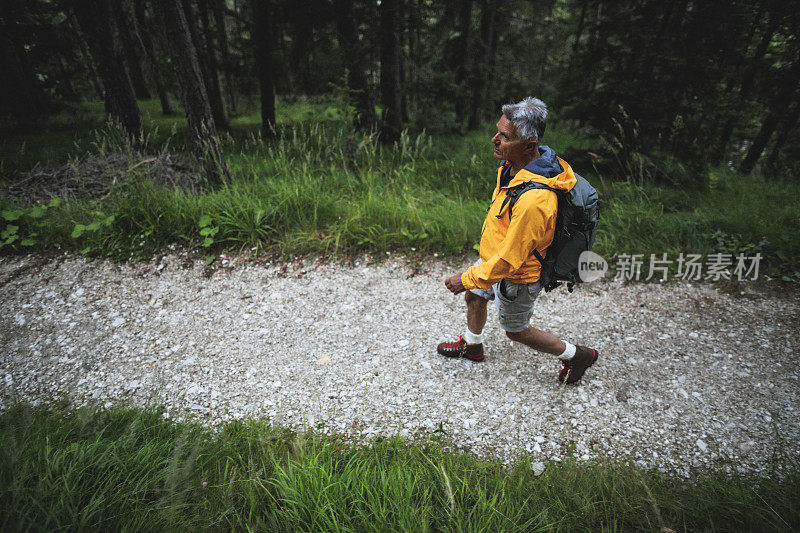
[1,251,798,475]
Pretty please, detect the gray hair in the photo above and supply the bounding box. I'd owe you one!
[501,96,548,143]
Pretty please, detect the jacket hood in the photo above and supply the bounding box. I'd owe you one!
[501,145,576,192]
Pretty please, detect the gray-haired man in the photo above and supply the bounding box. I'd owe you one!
[439,96,598,384]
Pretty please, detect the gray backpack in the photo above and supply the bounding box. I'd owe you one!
[497,174,599,292]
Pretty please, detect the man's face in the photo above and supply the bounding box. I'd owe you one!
[491,115,533,163]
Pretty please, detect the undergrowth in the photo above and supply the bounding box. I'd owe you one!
[1,404,798,532]
[1,99,799,282]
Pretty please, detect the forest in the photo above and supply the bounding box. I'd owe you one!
[1,0,799,279]
[3,0,799,181]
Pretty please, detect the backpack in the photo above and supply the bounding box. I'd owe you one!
[496,173,599,292]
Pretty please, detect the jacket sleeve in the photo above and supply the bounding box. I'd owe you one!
[461,190,556,290]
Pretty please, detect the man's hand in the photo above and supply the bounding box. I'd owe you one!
[444,274,466,295]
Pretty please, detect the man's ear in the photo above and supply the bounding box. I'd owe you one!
[524,140,538,156]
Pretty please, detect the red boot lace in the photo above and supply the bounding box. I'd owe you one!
[442,335,466,349]
[560,359,572,380]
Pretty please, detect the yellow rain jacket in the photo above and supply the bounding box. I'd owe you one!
[461,146,577,290]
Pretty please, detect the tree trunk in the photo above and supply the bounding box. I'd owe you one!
[379,0,403,142]
[210,0,236,113]
[536,3,555,85]
[55,51,80,102]
[468,0,502,130]
[332,0,377,130]
[252,0,276,137]
[572,0,589,54]
[399,1,409,123]
[720,2,764,89]
[132,0,174,115]
[156,0,230,186]
[765,100,800,170]
[182,0,229,130]
[72,0,142,143]
[454,0,473,121]
[584,0,605,93]
[112,0,152,99]
[712,12,777,164]
[409,0,422,96]
[740,112,781,174]
[68,11,105,100]
[0,11,50,117]
[198,0,230,124]
[740,50,800,173]
[233,0,247,77]
[287,1,313,93]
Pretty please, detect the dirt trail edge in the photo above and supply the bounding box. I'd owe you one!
[2,251,798,476]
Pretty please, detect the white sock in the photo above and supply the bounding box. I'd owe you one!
[464,328,484,345]
[558,342,577,361]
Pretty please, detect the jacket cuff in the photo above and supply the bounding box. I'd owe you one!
[461,268,492,290]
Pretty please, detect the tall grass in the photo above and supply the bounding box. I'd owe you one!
[593,173,800,281]
[2,99,799,280]
[2,117,490,260]
[1,404,798,531]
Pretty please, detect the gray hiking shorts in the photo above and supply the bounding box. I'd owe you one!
[469,261,542,333]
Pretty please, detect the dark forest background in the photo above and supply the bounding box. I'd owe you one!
[3,0,799,185]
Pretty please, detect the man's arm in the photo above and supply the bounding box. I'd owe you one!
[444,190,555,293]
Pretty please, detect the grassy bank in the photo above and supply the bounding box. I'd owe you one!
[1,404,798,531]
[1,99,799,281]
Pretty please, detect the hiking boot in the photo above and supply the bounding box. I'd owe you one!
[437,335,485,362]
[558,346,598,384]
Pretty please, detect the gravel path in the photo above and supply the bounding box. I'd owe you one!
[1,250,798,476]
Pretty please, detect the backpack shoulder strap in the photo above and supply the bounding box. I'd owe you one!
[495,181,558,220]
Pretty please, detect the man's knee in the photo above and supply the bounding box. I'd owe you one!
[505,328,529,342]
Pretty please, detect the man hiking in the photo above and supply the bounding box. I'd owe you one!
[438,96,598,384]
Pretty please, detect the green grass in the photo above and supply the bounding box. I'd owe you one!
[0,97,352,176]
[2,98,799,281]
[1,404,798,531]
[593,173,800,281]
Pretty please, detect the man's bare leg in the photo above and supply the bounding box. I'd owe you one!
[465,291,487,336]
[507,326,598,383]
[437,291,488,360]
[505,326,566,355]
